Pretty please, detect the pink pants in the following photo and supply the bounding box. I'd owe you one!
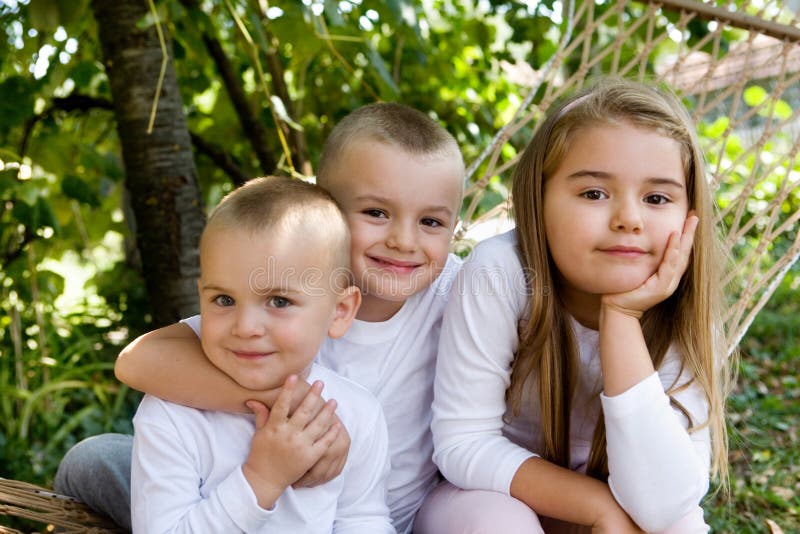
[413,480,710,534]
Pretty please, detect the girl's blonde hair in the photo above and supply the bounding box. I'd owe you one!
[509,78,731,487]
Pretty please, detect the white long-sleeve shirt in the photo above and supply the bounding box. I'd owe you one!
[180,253,463,534]
[432,230,710,532]
[131,364,393,534]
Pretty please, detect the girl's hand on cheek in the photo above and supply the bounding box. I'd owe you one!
[602,214,698,318]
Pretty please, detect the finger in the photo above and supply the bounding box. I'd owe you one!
[663,215,698,283]
[290,380,326,429]
[679,214,699,258]
[302,399,338,441]
[313,421,341,451]
[271,374,297,421]
[292,470,317,489]
[246,400,270,429]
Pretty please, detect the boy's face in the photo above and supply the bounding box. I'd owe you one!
[324,139,463,322]
[198,225,346,390]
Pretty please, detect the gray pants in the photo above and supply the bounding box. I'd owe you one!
[54,433,133,531]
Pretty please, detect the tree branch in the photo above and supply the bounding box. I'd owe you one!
[18,93,248,186]
[178,0,277,175]
[200,32,277,175]
[19,94,114,156]
[189,132,249,186]
[263,26,310,175]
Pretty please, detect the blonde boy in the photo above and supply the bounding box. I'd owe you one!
[57,103,465,534]
[131,177,393,532]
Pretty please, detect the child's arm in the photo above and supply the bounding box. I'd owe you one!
[116,322,271,413]
[598,215,710,532]
[117,320,351,487]
[131,395,265,532]
[510,457,643,533]
[599,215,698,395]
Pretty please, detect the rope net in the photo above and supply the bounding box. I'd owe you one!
[455,0,800,356]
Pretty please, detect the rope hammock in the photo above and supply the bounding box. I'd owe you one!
[2,0,799,530]
[455,0,800,356]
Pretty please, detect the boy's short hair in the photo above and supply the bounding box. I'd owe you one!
[317,102,463,185]
[204,176,351,275]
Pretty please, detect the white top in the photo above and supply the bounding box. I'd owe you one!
[318,253,462,534]
[131,363,393,534]
[432,230,711,532]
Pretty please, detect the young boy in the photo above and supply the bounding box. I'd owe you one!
[56,103,465,533]
[130,176,393,532]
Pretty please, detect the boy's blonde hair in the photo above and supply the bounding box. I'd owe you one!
[316,102,463,186]
[204,176,351,278]
[510,78,732,487]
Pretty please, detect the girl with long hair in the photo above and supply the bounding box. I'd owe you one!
[416,78,731,533]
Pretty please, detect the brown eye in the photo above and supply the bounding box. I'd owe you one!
[645,194,669,205]
[581,189,607,200]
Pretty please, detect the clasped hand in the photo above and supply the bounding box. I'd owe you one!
[242,375,345,509]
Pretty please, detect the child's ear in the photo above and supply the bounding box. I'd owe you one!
[328,286,361,339]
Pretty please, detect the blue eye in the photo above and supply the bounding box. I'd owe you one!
[268,296,291,309]
[213,295,234,307]
[645,193,670,205]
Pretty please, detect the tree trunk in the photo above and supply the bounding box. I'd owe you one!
[92,0,204,327]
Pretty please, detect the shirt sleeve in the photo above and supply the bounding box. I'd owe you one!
[602,351,711,532]
[333,397,394,534]
[179,314,201,336]
[431,234,537,494]
[131,397,275,533]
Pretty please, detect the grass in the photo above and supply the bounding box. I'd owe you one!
[704,279,800,533]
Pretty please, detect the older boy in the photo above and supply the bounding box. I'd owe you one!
[131,176,392,532]
[57,103,465,533]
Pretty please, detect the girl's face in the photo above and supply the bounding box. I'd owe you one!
[543,122,690,312]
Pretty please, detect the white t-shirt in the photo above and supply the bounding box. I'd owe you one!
[318,252,462,534]
[131,362,393,534]
[432,231,711,532]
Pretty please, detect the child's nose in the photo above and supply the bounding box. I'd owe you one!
[232,308,266,337]
[386,221,417,252]
[610,199,643,233]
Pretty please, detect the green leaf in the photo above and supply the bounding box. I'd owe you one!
[743,85,768,108]
[68,61,102,87]
[0,169,19,198]
[0,76,36,129]
[365,44,399,96]
[35,196,60,233]
[28,0,61,32]
[773,99,792,121]
[323,0,344,27]
[62,174,101,207]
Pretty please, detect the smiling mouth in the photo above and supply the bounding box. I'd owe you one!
[231,350,273,360]
[367,256,422,272]
[599,246,647,257]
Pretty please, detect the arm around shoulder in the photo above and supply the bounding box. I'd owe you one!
[115,321,197,387]
[116,319,260,412]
